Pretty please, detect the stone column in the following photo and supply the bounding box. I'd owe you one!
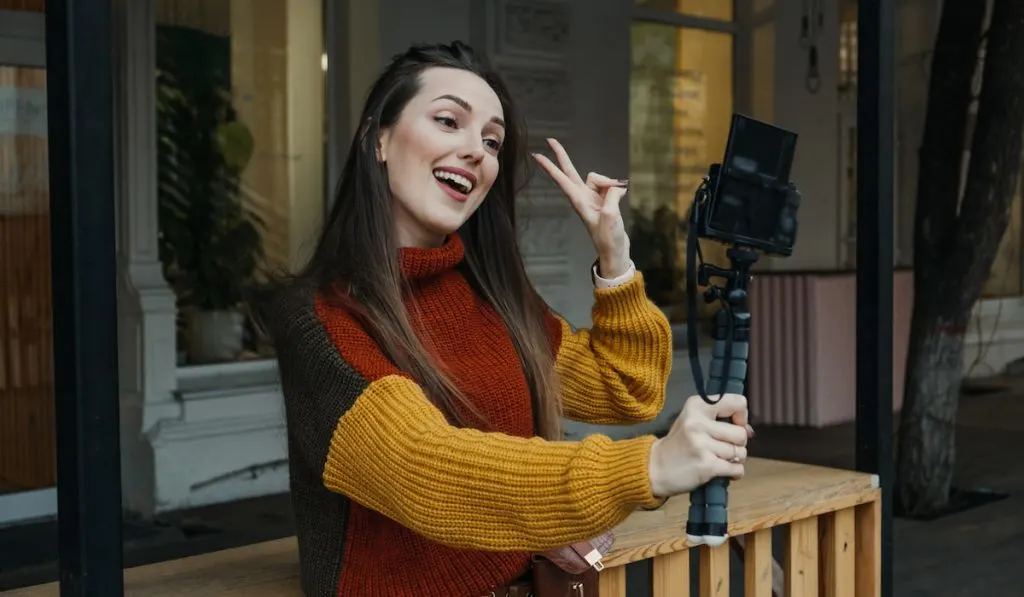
[112,0,180,518]
[470,0,596,324]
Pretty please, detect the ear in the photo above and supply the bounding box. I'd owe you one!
[377,127,391,163]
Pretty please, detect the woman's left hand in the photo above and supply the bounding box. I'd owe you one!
[533,138,632,279]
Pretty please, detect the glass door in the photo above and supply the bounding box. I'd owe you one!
[0,3,57,525]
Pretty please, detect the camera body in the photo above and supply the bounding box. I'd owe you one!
[692,114,801,257]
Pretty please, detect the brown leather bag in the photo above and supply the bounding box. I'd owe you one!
[530,532,614,597]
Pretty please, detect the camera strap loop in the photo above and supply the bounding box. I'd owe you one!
[687,197,734,406]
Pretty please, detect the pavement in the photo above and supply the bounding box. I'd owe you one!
[2,376,1023,595]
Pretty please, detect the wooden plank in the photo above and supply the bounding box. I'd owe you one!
[604,458,879,567]
[785,517,819,596]
[699,544,729,597]
[820,508,856,597]
[855,499,882,597]
[598,564,627,597]
[651,549,688,597]
[4,538,302,596]
[6,459,880,597]
[742,529,774,597]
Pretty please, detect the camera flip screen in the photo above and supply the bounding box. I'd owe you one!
[701,114,800,256]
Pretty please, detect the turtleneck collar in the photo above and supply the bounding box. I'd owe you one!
[398,233,465,280]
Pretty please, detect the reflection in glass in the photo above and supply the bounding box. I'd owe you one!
[629,23,733,321]
[0,65,55,494]
[633,0,733,22]
[155,0,324,365]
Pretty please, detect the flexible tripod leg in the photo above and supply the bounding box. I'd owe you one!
[687,307,749,546]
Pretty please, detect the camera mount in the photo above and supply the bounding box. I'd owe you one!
[682,114,800,546]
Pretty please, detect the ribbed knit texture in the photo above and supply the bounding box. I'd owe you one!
[263,233,673,597]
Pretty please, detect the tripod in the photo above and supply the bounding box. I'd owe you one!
[684,244,757,546]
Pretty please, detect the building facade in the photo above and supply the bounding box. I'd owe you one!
[1,0,1021,526]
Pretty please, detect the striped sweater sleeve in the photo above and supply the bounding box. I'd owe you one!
[267,288,664,553]
[545,272,674,425]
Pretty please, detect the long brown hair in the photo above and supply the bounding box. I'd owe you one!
[260,41,563,440]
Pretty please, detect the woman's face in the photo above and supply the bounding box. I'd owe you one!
[379,67,506,247]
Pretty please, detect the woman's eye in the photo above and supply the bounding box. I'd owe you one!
[484,138,502,151]
[435,116,457,128]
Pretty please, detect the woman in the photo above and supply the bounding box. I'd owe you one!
[255,40,752,596]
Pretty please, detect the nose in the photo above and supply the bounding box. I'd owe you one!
[458,135,486,162]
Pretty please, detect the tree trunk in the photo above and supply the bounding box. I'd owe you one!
[897,0,1024,517]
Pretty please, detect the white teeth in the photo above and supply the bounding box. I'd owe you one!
[433,169,473,194]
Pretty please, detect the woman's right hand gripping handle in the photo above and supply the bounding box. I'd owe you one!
[647,393,753,499]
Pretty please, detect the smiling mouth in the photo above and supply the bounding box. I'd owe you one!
[433,169,475,195]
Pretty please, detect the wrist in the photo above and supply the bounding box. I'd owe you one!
[598,250,631,280]
[647,437,667,498]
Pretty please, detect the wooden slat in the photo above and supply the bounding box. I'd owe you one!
[855,499,882,597]
[742,529,774,597]
[598,564,627,597]
[786,517,819,596]
[604,458,879,567]
[699,544,729,597]
[820,508,856,597]
[651,549,688,597]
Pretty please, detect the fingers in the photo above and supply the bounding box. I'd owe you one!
[545,138,584,185]
[706,393,750,428]
[586,171,628,192]
[602,185,627,217]
[709,439,747,463]
[706,419,749,447]
[532,152,577,198]
[713,460,746,480]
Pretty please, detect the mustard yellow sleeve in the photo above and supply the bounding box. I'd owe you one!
[262,284,665,554]
[324,374,663,552]
[549,272,673,425]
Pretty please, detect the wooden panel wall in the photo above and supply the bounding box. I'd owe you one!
[0,0,45,12]
[0,65,55,492]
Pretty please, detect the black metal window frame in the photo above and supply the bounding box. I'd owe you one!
[46,0,124,594]
[855,2,895,596]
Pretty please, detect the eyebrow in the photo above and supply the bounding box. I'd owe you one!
[432,94,506,129]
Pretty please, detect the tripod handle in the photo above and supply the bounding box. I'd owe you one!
[686,339,748,546]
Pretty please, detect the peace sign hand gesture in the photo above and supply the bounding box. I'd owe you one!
[533,138,632,279]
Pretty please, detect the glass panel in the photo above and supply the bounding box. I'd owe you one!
[0,65,55,494]
[155,0,325,365]
[751,20,774,122]
[635,0,733,22]
[0,0,44,11]
[629,23,733,321]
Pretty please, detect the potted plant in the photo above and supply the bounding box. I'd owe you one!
[155,32,264,364]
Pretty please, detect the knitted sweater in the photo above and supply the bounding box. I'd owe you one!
[262,234,673,597]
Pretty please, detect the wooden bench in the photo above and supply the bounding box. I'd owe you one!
[5,458,880,596]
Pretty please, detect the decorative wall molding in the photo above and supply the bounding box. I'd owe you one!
[525,261,572,314]
[476,0,575,317]
[491,0,569,60]
[519,212,571,258]
[500,66,571,125]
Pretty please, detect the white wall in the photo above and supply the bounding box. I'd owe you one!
[771,0,842,271]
